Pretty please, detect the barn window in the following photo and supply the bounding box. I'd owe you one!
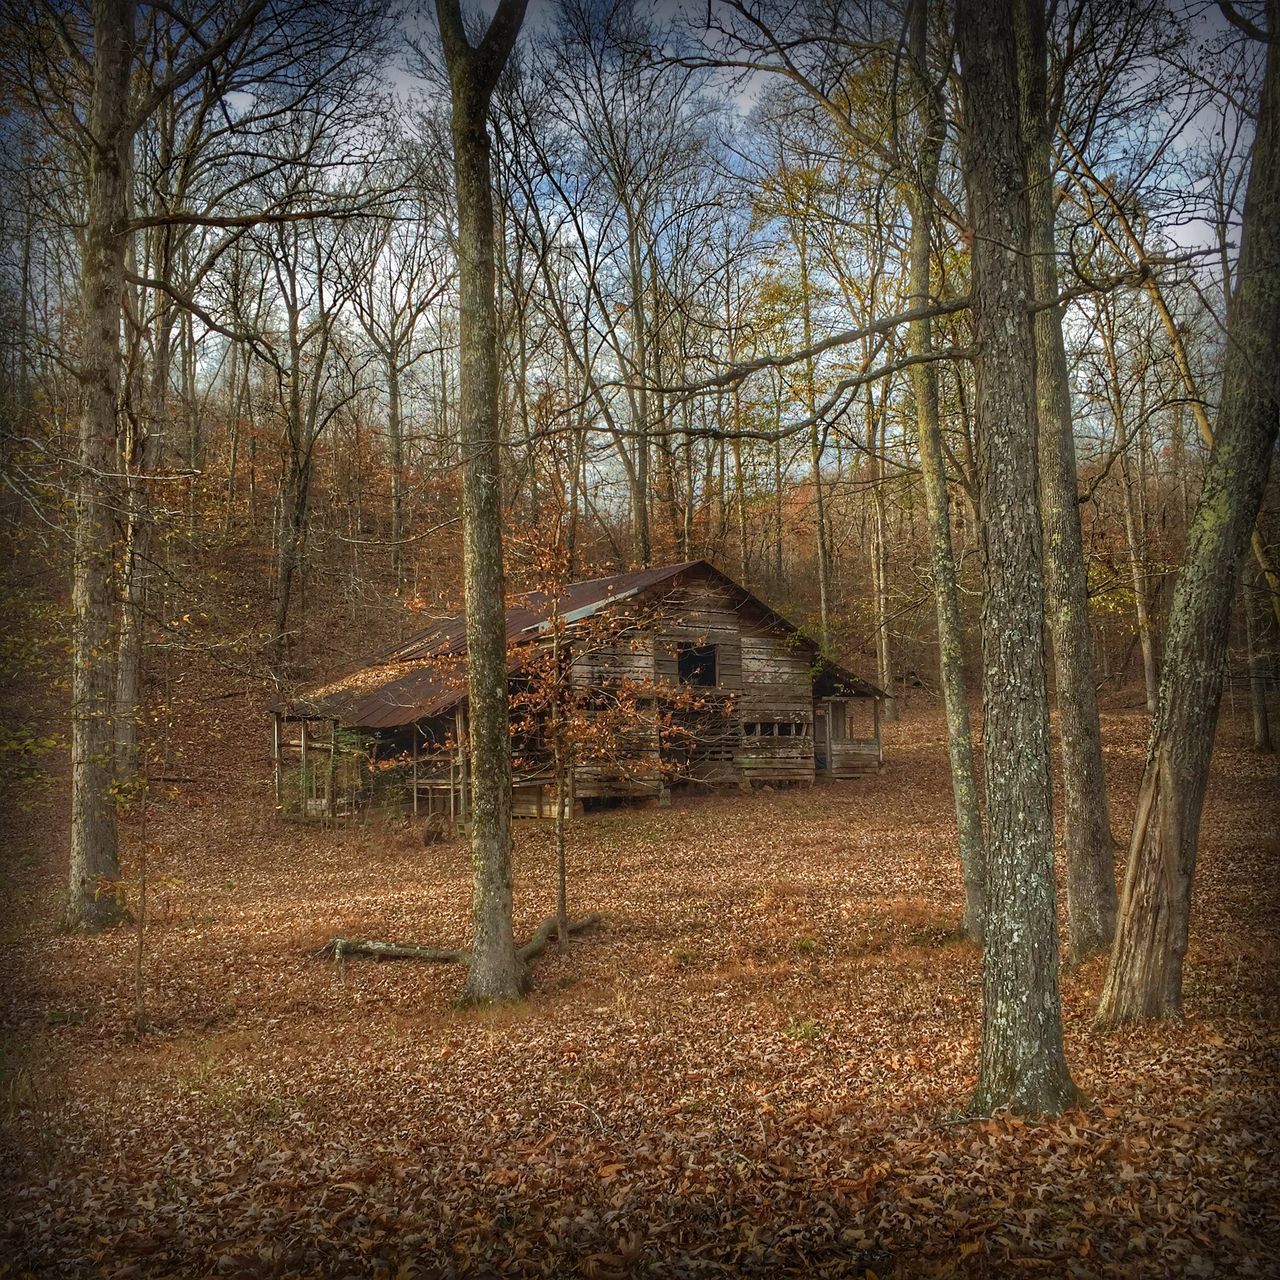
[677,643,718,687]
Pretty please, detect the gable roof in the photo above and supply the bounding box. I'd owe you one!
[290,560,880,730]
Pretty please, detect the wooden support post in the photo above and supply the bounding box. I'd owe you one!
[873,697,883,767]
[272,713,283,808]
[455,706,469,823]
[412,727,419,818]
[327,720,338,824]
[299,719,309,818]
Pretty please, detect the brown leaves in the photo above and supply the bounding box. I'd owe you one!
[2,707,1278,1276]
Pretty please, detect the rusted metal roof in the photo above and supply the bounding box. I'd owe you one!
[287,559,880,730]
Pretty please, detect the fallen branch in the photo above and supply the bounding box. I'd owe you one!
[317,938,469,964]
[519,913,605,963]
[317,913,606,969]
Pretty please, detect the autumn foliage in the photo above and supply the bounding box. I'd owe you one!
[2,684,1277,1274]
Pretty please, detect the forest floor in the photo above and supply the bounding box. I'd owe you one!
[1,694,1278,1278]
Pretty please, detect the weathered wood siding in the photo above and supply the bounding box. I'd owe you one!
[569,630,656,687]
[735,632,815,781]
[567,630,663,796]
[652,577,745,784]
[827,740,882,778]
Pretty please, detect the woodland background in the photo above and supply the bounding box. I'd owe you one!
[1,0,1278,1274]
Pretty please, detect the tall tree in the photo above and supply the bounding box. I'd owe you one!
[1014,0,1116,961]
[1243,556,1273,753]
[437,0,530,1004]
[903,0,986,941]
[1097,7,1280,1028]
[67,0,137,930]
[957,0,1079,1114]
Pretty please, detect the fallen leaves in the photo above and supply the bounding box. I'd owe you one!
[1,706,1277,1276]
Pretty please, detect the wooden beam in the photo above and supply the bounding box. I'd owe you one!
[327,720,338,824]
[455,706,470,822]
[272,713,283,808]
[299,719,309,817]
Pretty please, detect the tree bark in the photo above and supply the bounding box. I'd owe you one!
[68,0,136,931]
[116,229,174,784]
[1244,556,1273,753]
[957,0,1079,1115]
[1014,0,1116,962]
[388,355,405,586]
[1097,19,1280,1027]
[1061,131,1280,629]
[438,0,529,1004]
[904,0,986,942]
[796,228,830,649]
[869,397,898,720]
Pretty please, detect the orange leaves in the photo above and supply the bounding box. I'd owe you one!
[4,705,1278,1276]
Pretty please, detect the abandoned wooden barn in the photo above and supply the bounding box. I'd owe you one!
[273,560,884,822]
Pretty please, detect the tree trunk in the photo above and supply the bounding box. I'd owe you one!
[271,456,309,681]
[388,355,405,587]
[626,221,652,566]
[1114,389,1160,712]
[116,249,173,784]
[1062,130,1280,629]
[1097,21,1280,1026]
[796,230,830,649]
[67,0,135,931]
[438,0,529,1004]
[1244,556,1273,753]
[1014,0,1116,961]
[904,0,986,942]
[869,400,897,720]
[554,746,568,943]
[958,0,1079,1114]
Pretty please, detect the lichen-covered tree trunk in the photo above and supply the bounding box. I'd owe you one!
[869,403,898,721]
[438,0,529,1004]
[905,0,986,942]
[1243,556,1273,753]
[1113,393,1160,713]
[957,0,1079,1115]
[1014,0,1116,962]
[1097,19,1280,1028]
[116,258,173,784]
[67,0,136,931]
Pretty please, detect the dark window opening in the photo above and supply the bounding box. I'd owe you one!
[677,643,718,687]
[744,720,812,738]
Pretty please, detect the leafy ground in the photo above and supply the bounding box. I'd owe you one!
[1,696,1277,1278]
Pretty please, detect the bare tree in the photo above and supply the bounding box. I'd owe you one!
[1243,556,1274,753]
[1097,8,1280,1028]
[436,0,530,1004]
[958,0,1079,1115]
[903,0,986,940]
[1015,0,1116,961]
[348,174,454,587]
[66,0,138,930]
